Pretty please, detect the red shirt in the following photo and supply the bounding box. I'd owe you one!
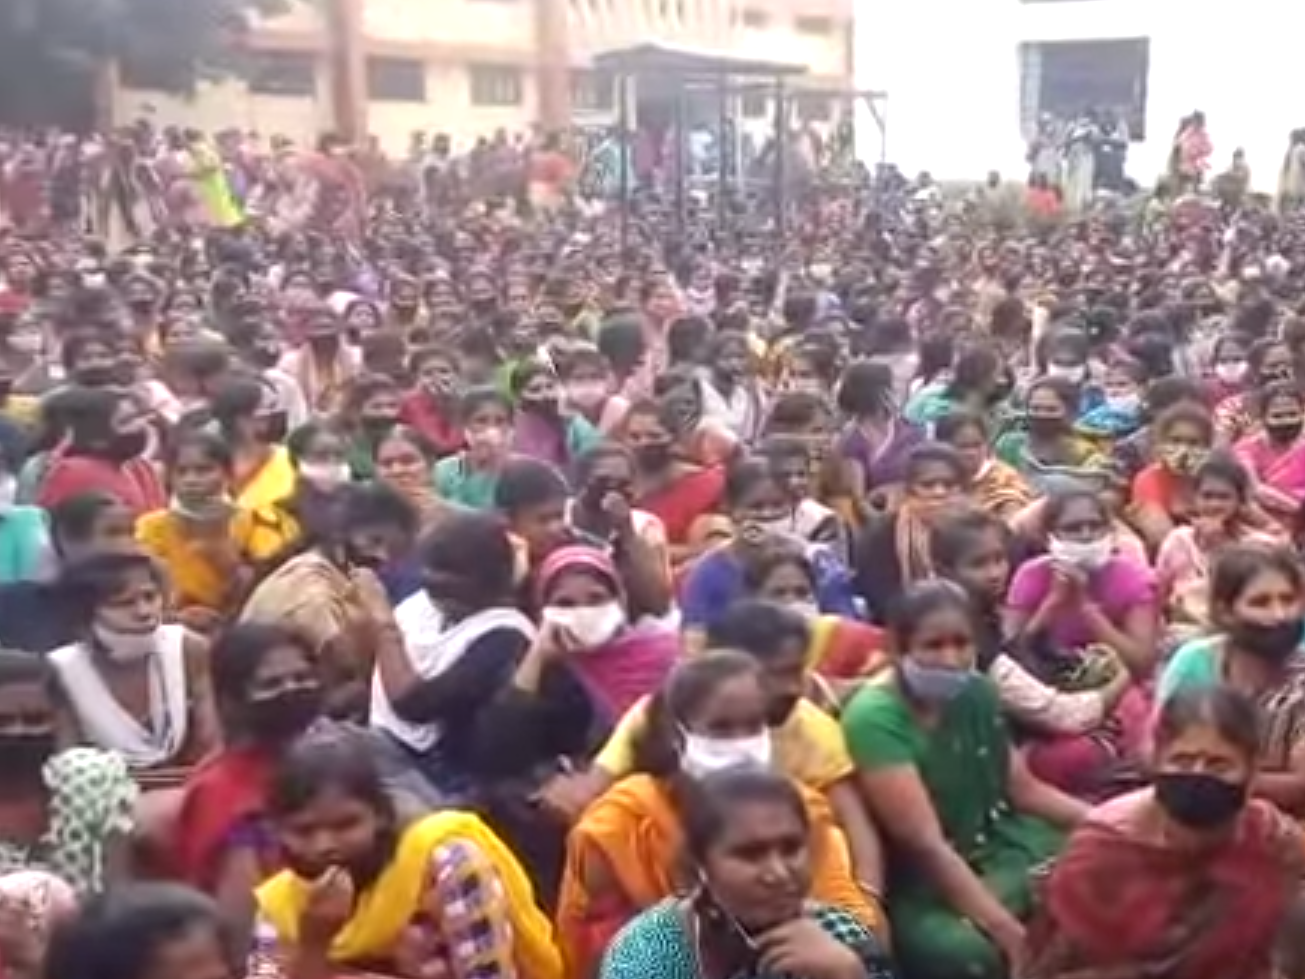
[37,455,166,517]
[398,391,463,457]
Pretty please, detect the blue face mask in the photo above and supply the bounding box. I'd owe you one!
[900,659,975,704]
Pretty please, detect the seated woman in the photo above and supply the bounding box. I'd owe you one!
[1006,489,1159,679]
[46,884,236,979]
[248,732,563,979]
[739,546,886,685]
[759,435,847,555]
[559,652,885,979]
[1214,335,1295,444]
[373,425,458,531]
[597,768,892,979]
[1075,355,1146,444]
[49,551,218,780]
[0,650,136,893]
[135,428,258,632]
[994,376,1105,494]
[835,359,925,516]
[173,624,323,932]
[903,342,1011,429]
[1025,687,1305,979]
[853,442,969,623]
[843,582,1082,979]
[1157,453,1279,641]
[1236,381,1305,525]
[534,545,677,724]
[1159,544,1305,816]
[621,397,725,564]
[209,373,299,513]
[340,373,403,480]
[935,410,1032,519]
[682,458,858,650]
[242,483,416,721]
[434,386,518,511]
[510,358,601,469]
[1129,402,1216,550]
[935,509,1149,800]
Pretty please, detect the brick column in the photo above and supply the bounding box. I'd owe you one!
[328,0,368,141]
[535,0,571,132]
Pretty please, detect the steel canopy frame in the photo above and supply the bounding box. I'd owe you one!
[591,41,807,253]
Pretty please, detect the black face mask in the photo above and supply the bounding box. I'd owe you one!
[107,429,149,461]
[75,366,116,388]
[1266,421,1304,444]
[1027,416,1066,439]
[1153,771,1247,829]
[361,415,399,435]
[0,732,55,776]
[246,686,321,742]
[1230,618,1303,662]
[259,412,290,444]
[521,397,561,417]
[634,443,673,473]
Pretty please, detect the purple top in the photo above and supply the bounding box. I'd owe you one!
[836,419,925,488]
[1007,554,1157,650]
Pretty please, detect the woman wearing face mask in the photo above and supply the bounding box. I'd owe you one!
[249,732,562,979]
[935,411,1032,519]
[1236,382,1305,524]
[903,342,1012,430]
[1130,402,1216,549]
[1075,356,1146,442]
[1203,331,1250,408]
[434,387,518,510]
[560,347,629,435]
[372,425,455,532]
[340,373,402,481]
[36,387,166,518]
[559,653,885,979]
[136,429,257,630]
[241,484,415,722]
[398,347,463,457]
[0,651,136,894]
[836,360,924,520]
[1215,336,1295,444]
[596,768,892,979]
[698,330,766,444]
[278,302,361,413]
[844,582,1081,979]
[1007,489,1158,677]
[173,624,322,932]
[759,436,845,554]
[1160,545,1305,815]
[1034,328,1102,414]
[622,398,726,564]
[510,358,601,469]
[1157,455,1279,641]
[994,377,1104,492]
[50,551,219,778]
[206,374,298,513]
[1025,687,1304,979]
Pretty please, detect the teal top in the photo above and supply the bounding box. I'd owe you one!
[434,454,502,511]
[1157,634,1224,704]
[0,506,50,584]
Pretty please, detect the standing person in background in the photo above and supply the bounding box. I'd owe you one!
[1279,128,1305,212]
[1172,112,1212,191]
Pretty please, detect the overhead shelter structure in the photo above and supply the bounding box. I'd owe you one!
[590,41,807,249]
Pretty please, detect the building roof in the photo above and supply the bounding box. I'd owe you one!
[592,41,808,78]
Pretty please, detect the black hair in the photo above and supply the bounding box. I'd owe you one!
[343,373,400,417]
[572,441,634,487]
[508,358,556,399]
[1248,336,1289,378]
[887,581,975,651]
[162,426,234,474]
[1026,374,1080,414]
[836,360,895,418]
[210,622,315,729]
[285,419,345,467]
[494,457,570,515]
[930,509,1008,572]
[1193,451,1251,502]
[416,510,517,608]
[1142,375,1206,421]
[682,767,808,866]
[408,345,456,374]
[707,597,811,661]
[759,434,812,470]
[947,343,1001,398]
[60,386,123,453]
[903,442,968,488]
[457,385,513,424]
[58,551,164,630]
[1256,379,1303,418]
[49,491,128,557]
[724,457,778,510]
[1210,543,1305,615]
[763,392,833,435]
[1042,488,1108,531]
[666,315,713,365]
[1154,402,1214,443]
[371,424,437,463]
[596,315,646,376]
[45,883,233,979]
[934,409,988,444]
[632,651,761,777]
[208,373,267,424]
[268,729,396,822]
[916,331,955,383]
[1154,686,1261,760]
[338,482,419,539]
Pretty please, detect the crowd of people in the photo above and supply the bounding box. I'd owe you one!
[0,112,1302,979]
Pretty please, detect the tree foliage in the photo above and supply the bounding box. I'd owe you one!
[0,0,290,126]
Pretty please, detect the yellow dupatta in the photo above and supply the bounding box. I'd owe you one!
[256,811,562,979]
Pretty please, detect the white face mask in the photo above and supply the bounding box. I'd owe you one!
[1046,363,1086,383]
[1214,361,1247,384]
[467,426,509,453]
[787,600,820,622]
[92,623,161,663]
[1048,535,1112,571]
[298,461,351,491]
[1105,392,1141,414]
[542,601,626,648]
[565,381,609,410]
[681,729,773,779]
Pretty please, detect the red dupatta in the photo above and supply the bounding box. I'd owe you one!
[1027,793,1303,979]
[173,746,279,891]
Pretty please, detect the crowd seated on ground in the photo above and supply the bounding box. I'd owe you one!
[4,115,1305,979]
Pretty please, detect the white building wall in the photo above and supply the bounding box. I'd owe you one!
[854,0,1296,189]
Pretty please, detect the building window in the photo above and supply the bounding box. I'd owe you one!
[247,52,317,97]
[1018,37,1149,141]
[469,64,523,106]
[367,57,426,102]
[571,69,614,112]
[795,15,833,35]
[741,8,768,28]
[796,96,832,123]
[741,92,769,118]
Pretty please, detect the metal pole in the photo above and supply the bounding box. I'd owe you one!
[773,76,786,246]
[717,76,729,235]
[674,76,687,235]
[617,71,630,258]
